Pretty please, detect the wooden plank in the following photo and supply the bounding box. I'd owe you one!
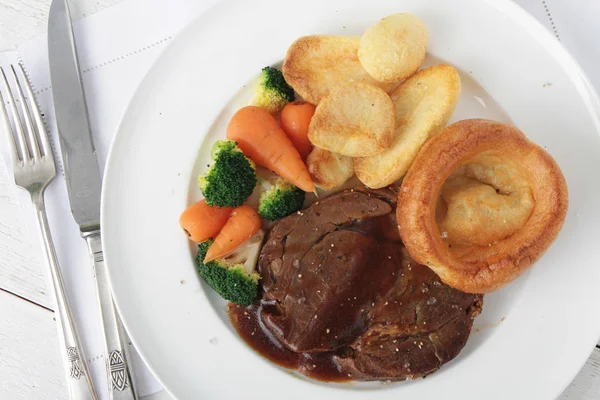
[560,348,600,400]
[0,285,170,400]
[0,289,66,400]
[0,162,52,309]
[0,0,122,51]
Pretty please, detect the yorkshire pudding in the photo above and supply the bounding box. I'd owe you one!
[397,119,568,293]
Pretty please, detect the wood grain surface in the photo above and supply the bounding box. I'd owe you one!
[0,289,66,400]
[0,0,598,399]
[0,0,121,51]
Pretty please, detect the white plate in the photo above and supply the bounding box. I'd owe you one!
[102,0,600,398]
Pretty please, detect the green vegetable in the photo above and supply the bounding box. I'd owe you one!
[196,232,264,306]
[251,66,295,113]
[198,140,257,207]
[258,176,305,221]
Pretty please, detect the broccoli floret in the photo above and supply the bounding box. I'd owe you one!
[258,176,305,221]
[198,140,257,207]
[251,66,295,113]
[196,232,264,306]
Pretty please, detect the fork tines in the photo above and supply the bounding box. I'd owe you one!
[0,64,52,165]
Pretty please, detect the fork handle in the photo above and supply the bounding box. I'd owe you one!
[33,195,98,400]
[83,230,138,400]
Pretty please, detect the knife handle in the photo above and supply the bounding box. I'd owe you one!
[83,230,138,400]
[33,196,98,400]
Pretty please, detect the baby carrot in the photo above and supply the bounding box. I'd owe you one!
[226,106,316,193]
[179,200,233,243]
[204,205,261,263]
[280,101,316,160]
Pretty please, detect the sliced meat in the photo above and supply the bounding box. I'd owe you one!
[262,232,404,352]
[232,188,483,382]
[259,190,392,301]
[258,191,398,352]
[336,252,482,380]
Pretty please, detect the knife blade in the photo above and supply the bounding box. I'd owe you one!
[48,1,138,399]
[48,0,101,233]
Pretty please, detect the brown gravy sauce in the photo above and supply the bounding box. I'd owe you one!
[228,301,351,382]
[228,203,401,382]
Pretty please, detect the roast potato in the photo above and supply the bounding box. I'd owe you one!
[306,147,354,190]
[308,82,395,157]
[282,35,396,105]
[354,64,461,188]
[359,13,428,83]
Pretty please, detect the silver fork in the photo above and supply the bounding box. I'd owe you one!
[0,64,98,400]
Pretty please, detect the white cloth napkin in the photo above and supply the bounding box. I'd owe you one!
[0,0,598,399]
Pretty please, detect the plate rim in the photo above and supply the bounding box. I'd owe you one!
[102,0,600,398]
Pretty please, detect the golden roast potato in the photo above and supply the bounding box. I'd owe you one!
[354,64,461,188]
[282,35,396,105]
[308,82,395,157]
[306,147,354,190]
[358,13,428,83]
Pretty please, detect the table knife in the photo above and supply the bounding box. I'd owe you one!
[48,1,138,399]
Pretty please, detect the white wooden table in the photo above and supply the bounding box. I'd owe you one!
[0,0,599,399]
